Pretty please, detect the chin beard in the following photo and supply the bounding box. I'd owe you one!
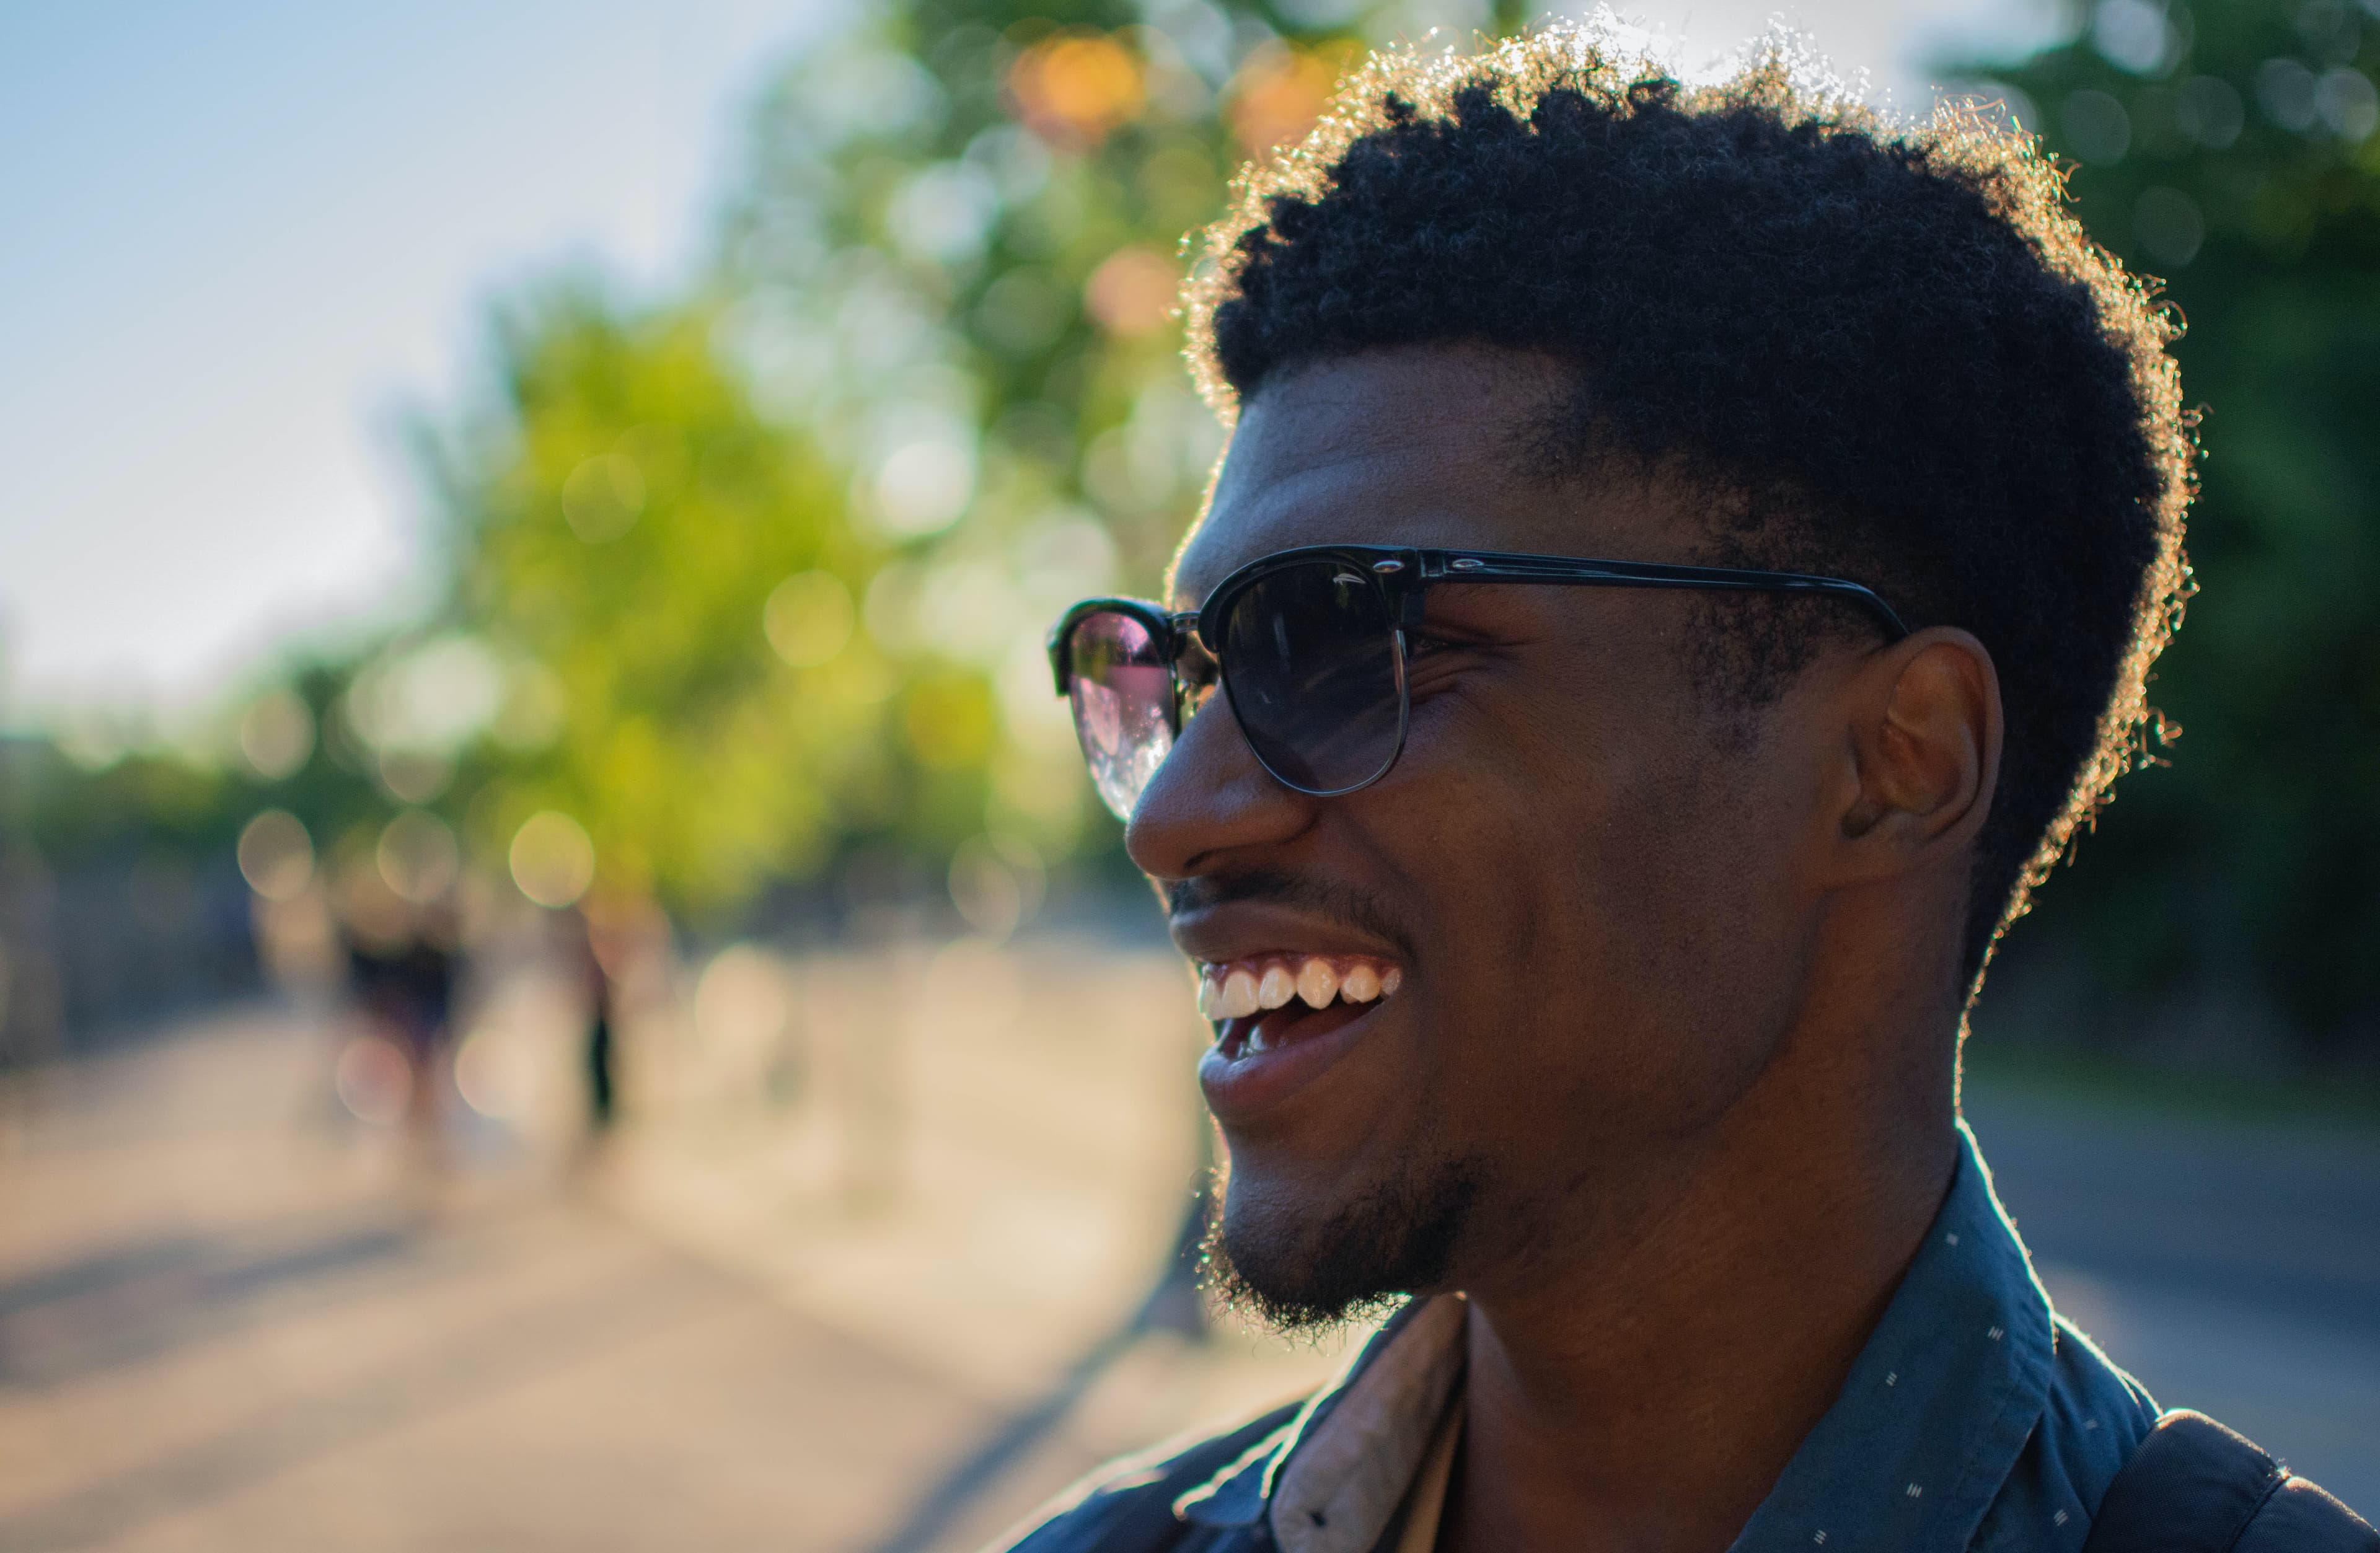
[1200,1154,1484,1335]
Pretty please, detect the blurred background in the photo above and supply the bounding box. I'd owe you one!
[1,0,2375,1547]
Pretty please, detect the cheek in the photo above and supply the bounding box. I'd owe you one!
[1390,685,1805,1140]
[1560,748,1814,1122]
[1363,695,1628,1104]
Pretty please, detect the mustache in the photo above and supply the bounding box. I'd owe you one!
[1162,870,1414,959]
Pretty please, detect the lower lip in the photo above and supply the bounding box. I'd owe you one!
[1198,998,1388,1123]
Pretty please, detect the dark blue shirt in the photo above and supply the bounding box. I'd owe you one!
[1000,1122,2162,1552]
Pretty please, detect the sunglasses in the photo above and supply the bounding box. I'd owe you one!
[1047,545,1910,820]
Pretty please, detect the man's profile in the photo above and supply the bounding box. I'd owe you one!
[1010,26,2374,1552]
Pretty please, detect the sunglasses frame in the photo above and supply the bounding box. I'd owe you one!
[1047,543,1911,803]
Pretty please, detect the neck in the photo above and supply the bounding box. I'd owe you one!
[1443,929,1962,1553]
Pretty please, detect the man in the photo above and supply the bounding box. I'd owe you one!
[1016,27,2373,1553]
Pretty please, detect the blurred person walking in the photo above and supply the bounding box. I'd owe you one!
[334,860,461,1162]
[563,902,618,1136]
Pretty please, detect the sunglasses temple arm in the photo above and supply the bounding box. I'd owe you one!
[1421,563,1907,640]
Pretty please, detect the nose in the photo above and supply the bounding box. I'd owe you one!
[1125,685,1315,881]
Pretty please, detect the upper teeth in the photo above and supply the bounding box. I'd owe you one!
[1197,955,1403,1020]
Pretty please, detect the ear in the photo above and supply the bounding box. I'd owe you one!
[1825,628,2002,886]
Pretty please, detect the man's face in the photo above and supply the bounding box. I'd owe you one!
[1130,345,1846,1324]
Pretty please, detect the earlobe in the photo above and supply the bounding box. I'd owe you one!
[1835,630,2001,866]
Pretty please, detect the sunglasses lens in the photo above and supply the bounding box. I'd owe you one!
[1065,610,1177,820]
[1220,561,1403,794]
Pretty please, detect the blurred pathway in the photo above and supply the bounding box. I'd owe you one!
[0,969,1351,1553]
[0,1008,1025,1552]
[3,988,2371,1552]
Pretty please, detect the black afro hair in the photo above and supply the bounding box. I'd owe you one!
[1183,27,2195,988]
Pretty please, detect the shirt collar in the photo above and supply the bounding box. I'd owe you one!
[1731,1118,2055,1552]
[1176,1296,1465,1542]
[1174,1120,2055,1553]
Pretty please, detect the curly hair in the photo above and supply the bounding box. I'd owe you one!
[1183,25,2194,989]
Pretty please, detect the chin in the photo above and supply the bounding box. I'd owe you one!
[1203,1150,1486,1334]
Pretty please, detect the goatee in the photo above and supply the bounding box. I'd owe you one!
[1200,1155,1483,1335]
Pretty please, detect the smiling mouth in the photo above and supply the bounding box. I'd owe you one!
[1199,954,1404,1058]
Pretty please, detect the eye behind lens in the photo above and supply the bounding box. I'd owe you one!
[1219,561,1406,796]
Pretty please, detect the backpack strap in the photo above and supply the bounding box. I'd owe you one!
[2082,1409,2378,1553]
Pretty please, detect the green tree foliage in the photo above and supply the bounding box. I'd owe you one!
[423,293,964,908]
[708,0,1407,871]
[1951,0,2380,1049]
[7,660,388,877]
[380,0,1483,921]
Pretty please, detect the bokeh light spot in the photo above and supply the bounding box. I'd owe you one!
[1227,43,1344,161]
[345,635,505,754]
[2061,87,2133,163]
[239,689,315,780]
[379,749,454,805]
[237,810,315,901]
[2135,186,2206,267]
[2092,0,2178,76]
[2257,58,2318,133]
[764,571,857,667]
[949,834,1046,941]
[454,1027,536,1120]
[1008,32,1145,148]
[562,452,648,543]
[1086,247,1179,337]
[873,435,976,536]
[2175,75,2244,148]
[2316,68,2378,141]
[377,811,460,905]
[511,810,596,907]
[334,1034,412,1126]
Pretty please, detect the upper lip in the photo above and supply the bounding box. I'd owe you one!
[1167,900,1406,969]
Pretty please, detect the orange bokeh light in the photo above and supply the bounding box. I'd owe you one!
[1008,32,1147,149]
[1085,245,1179,337]
[1227,43,1346,161]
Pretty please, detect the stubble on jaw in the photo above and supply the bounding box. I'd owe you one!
[1199,1149,1488,1335]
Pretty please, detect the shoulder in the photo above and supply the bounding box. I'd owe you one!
[1971,1314,2162,1552]
[985,1401,1304,1553]
[2086,1409,2379,1553]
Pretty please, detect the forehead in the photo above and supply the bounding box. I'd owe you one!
[1170,345,1679,607]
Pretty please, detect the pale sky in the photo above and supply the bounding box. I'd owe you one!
[0,0,2061,726]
